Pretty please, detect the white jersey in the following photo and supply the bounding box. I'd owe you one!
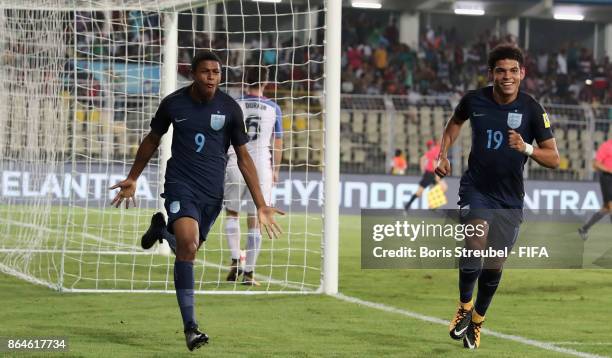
[227,94,282,165]
[224,94,281,213]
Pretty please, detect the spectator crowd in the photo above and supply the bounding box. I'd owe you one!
[341,12,612,106]
[8,9,606,106]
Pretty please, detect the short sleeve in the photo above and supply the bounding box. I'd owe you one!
[596,142,611,164]
[230,100,249,147]
[530,101,554,143]
[453,93,470,122]
[150,99,171,136]
[273,103,283,139]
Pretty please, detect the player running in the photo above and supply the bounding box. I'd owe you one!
[224,65,283,286]
[140,66,282,286]
[578,138,612,240]
[109,51,283,351]
[404,139,447,210]
[436,44,559,349]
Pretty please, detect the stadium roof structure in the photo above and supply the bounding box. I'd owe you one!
[0,0,323,11]
[0,0,225,11]
[0,0,296,11]
[368,0,612,23]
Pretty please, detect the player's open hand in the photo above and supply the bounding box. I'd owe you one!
[435,157,451,178]
[257,206,285,240]
[508,130,526,153]
[109,178,137,209]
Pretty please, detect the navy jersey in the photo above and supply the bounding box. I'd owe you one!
[150,85,249,203]
[454,86,554,207]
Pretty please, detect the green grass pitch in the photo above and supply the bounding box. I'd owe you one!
[1,209,612,357]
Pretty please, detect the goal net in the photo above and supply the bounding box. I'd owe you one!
[0,0,333,294]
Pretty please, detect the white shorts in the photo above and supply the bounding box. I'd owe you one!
[224,158,273,214]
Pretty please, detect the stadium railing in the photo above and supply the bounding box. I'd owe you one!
[19,92,609,181]
[341,94,611,181]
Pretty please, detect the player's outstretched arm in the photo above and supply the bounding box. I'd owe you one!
[234,144,284,239]
[508,130,560,169]
[435,115,465,178]
[109,132,162,208]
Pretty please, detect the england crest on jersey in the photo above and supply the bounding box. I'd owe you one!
[210,114,225,131]
[169,201,180,214]
[507,112,522,129]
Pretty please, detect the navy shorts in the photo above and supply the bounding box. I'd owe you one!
[458,187,523,251]
[162,183,222,243]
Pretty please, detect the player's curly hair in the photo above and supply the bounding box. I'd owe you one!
[245,66,269,88]
[191,51,222,71]
[487,44,524,69]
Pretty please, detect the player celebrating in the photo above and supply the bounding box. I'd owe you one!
[109,51,283,351]
[436,44,559,349]
[140,66,283,285]
[404,139,446,210]
[224,65,283,285]
[578,138,612,240]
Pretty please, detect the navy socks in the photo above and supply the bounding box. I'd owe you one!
[174,260,197,331]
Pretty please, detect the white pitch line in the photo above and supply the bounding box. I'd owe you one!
[334,293,607,358]
[61,288,318,295]
[0,249,152,255]
[0,262,58,290]
[551,343,612,346]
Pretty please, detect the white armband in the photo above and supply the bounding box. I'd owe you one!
[523,143,534,157]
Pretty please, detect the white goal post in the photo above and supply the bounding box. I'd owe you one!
[0,0,340,294]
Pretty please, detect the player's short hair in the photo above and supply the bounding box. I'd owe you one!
[394,149,402,156]
[245,66,269,88]
[487,44,524,69]
[191,51,222,71]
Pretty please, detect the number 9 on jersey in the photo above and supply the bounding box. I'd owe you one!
[195,133,205,153]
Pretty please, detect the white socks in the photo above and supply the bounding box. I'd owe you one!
[245,229,262,273]
[225,216,241,260]
[226,216,262,273]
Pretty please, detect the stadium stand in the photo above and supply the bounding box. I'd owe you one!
[19,8,608,180]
